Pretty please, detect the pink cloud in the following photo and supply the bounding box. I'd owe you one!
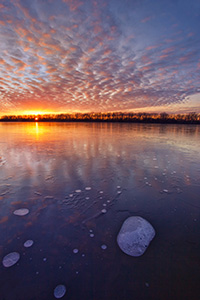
[162,47,175,54]
[141,16,152,23]
[146,45,158,51]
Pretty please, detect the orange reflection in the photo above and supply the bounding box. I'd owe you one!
[25,122,47,139]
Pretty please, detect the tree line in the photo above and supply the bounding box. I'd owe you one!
[0,112,199,124]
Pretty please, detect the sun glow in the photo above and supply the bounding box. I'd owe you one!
[21,110,49,116]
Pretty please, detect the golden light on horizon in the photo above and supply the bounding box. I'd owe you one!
[21,110,50,116]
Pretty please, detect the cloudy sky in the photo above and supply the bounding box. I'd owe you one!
[0,0,200,115]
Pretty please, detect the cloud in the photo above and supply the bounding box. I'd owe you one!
[0,0,199,114]
[141,16,152,23]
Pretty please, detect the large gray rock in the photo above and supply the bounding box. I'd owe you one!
[117,216,155,257]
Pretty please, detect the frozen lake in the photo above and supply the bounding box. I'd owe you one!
[0,122,200,300]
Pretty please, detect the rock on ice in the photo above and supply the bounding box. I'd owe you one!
[117,216,155,257]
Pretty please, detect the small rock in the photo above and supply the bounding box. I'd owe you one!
[117,216,155,257]
[73,249,78,254]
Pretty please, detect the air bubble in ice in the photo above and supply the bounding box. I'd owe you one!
[24,240,34,248]
[13,208,29,216]
[101,244,107,250]
[2,252,20,267]
[54,285,66,299]
[85,187,91,190]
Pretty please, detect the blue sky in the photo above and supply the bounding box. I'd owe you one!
[0,0,199,114]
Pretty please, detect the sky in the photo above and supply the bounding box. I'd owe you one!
[0,0,200,115]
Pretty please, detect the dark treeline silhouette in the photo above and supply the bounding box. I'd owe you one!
[0,112,200,124]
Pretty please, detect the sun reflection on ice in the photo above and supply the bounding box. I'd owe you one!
[25,122,47,139]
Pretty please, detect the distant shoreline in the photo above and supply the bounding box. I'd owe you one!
[0,112,199,124]
[0,120,199,124]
